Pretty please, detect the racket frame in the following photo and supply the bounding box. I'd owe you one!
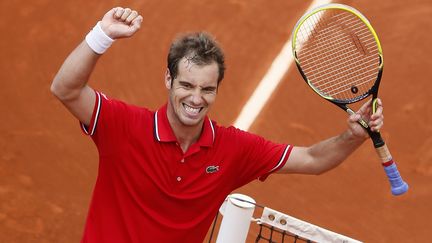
[291,3,408,195]
[293,4,385,144]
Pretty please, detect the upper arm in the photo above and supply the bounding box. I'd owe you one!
[57,85,96,126]
[51,40,100,126]
[278,146,318,175]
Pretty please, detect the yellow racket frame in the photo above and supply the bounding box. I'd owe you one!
[292,3,384,101]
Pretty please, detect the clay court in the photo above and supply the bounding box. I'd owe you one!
[1,0,431,242]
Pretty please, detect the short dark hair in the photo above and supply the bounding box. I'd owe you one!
[167,32,225,84]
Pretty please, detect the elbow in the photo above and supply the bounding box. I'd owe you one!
[50,79,67,101]
[314,168,328,176]
[50,73,63,97]
[50,80,60,97]
[50,76,78,101]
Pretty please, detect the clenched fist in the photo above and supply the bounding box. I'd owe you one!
[99,7,143,39]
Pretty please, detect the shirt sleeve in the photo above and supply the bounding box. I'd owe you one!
[80,90,103,136]
[79,90,144,149]
[231,127,293,187]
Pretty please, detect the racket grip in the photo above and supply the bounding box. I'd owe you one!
[383,162,409,196]
[375,144,409,195]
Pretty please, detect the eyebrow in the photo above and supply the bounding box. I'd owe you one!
[202,86,217,91]
[178,80,217,90]
[178,80,193,86]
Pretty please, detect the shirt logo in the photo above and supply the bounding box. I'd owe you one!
[206,165,219,174]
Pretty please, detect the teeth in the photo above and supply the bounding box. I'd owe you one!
[184,104,200,114]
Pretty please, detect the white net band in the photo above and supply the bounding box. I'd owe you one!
[259,207,362,243]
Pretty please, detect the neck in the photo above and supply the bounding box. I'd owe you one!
[166,105,203,153]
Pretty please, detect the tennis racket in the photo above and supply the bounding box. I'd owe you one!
[292,3,408,195]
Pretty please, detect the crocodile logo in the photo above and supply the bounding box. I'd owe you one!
[206,165,219,174]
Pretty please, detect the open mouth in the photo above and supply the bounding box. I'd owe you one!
[182,103,203,116]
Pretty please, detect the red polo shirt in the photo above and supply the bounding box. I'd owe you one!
[79,91,293,243]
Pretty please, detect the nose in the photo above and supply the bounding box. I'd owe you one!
[190,90,204,105]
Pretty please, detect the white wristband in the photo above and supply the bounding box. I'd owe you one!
[85,21,114,54]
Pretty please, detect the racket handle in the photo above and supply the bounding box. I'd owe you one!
[383,162,409,196]
[375,144,409,196]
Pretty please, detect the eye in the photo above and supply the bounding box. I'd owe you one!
[202,87,217,93]
[179,81,193,89]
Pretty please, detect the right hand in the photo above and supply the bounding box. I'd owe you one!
[100,7,143,39]
[347,98,384,139]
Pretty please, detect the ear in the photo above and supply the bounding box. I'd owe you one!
[165,68,172,89]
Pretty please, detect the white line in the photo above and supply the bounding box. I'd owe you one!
[233,0,332,131]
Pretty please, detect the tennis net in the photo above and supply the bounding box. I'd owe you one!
[209,194,362,243]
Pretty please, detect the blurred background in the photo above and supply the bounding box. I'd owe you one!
[0,0,431,242]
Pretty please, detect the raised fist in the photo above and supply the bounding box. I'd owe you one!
[99,7,143,39]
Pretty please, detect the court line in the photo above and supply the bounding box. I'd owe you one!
[233,0,332,131]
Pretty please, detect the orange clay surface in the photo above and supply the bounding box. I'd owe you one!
[1,0,431,242]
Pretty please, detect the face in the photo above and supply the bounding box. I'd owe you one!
[165,57,219,128]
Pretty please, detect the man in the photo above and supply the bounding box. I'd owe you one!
[51,7,384,243]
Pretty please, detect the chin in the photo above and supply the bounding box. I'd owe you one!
[177,108,207,127]
[180,117,203,127]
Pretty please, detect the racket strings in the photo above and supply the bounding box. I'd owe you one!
[295,10,380,101]
[301,13,377,91]
[312,58,378,95]
[299,28,376,72]
[300,13,378,99]
[302,50,377,87]
[298,13,366,57]
[325,71,378,97]
[305,27,378,91]
[298,12,375,69]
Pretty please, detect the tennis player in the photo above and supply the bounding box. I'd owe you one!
[51,7,384,243]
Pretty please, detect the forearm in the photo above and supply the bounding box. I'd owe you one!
[306,130,366,174]
[50,8,142,125]
[281,130,367,175]
[51,41,100,101]
[281,97,384,175]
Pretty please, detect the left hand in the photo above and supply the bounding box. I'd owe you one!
[348,98,384,139]
[100,7,143,39]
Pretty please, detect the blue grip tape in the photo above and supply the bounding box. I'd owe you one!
[384,163,409,196]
